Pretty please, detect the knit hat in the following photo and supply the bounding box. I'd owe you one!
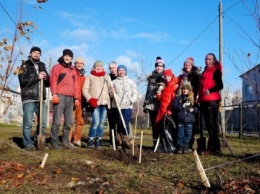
[117,64,127,74]
[184,57,194,66]
[30,46,41,54]
[155,56,165,68]
[74,57,85,64]
[163,69,173,77]
[93,60,104,68]
[181,80,192,90]
[63,49,74,59]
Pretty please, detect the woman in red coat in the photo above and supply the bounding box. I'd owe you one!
[154,69,179,152]
[199,53,223,155]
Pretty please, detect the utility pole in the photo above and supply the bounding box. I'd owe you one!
[219,0,226,134]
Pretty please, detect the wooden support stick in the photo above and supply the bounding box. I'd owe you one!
[193,150,211,188]
[138,131,144,164]
[154,135,160,152]
[112,129,116,150]
[40,153,49,169]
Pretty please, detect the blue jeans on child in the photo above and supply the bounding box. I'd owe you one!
[22,101,47,148]
[88,105,107,138]
[177,122,193,148]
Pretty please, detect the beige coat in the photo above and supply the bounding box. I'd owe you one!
[82,73,111,109]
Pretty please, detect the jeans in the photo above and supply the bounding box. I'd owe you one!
[88,105,107,138]
[51,94,74,146]
[117,108,132,136]
[177,122,193,148]
[200,101,221,152]
[22,101,47,148]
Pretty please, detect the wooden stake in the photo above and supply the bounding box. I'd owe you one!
[193,150,211,188]
[40,153,49,169]
[138,131,143,164]
[112,129,116,150]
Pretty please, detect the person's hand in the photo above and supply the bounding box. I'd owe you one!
[74,100,80,107]
[166,110,172,115]
[39,71,46,79]
[188,108,194,112]
[183,102,191,107]
[88,98,98,108]
[205,89,210,95]
[52,95,60,104]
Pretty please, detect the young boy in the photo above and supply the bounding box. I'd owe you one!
[172,81,198,154]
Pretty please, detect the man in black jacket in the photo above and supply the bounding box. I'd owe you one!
[18,46,50,150]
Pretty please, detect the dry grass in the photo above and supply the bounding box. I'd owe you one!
[0,123,259,193]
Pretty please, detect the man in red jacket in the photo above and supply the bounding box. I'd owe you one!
[50,49,80,149]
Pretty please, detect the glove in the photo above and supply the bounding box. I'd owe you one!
[88,98,98,108]
[52,95,60,104]
[143,108,148,113]
[183,102,191,107]
[74,100,80,107]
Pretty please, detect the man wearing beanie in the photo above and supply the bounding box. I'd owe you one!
[143,56,165,148]
[111,64,139,148]
[69,57,86,147]
[50,49,80,149]
[18,46,50,150]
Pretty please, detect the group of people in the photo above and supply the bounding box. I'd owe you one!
[143,54,223,155]
[18,46,223,155]
[18,46,138,150]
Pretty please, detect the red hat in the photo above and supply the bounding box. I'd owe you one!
[163,69,173,77]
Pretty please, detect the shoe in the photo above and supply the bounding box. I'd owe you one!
[95,138,102,149]
[24,145,36,151]
[183,148,190,154]
[87,139,94,148]
[73,140,82,147]
[176,147,183,154]
[62,142,76,149]
[51,144,62,150]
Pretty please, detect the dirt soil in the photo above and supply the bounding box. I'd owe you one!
[0,134,260,193]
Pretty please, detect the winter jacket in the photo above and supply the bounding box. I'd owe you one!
[155,76,179,125]
[50,63,79,99]
[75,69,85,102]
[18,58,50,102]
[111,76,138,109]
[82,70,111,108]
[199,62,223,102]
[143,70,164,111]
[172,95,198,123]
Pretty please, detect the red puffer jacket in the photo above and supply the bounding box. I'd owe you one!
[155,76,179,126]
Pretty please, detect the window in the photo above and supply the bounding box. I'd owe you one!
[246,85,253,95]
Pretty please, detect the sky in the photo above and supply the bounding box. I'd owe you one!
[0,0,259,94]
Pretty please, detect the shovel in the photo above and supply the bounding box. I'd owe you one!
[37,79,46,150]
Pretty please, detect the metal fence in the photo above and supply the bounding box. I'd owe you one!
[224,102,260,137]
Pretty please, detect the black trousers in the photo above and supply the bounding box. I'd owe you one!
[200,101,221,152]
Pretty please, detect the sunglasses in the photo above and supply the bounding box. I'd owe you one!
[156,65,164,67]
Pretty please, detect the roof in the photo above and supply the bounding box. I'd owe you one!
[239,64,260,78]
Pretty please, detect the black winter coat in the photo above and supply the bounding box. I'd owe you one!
[172,95,198,123]
[18,59,50,101]
[143,70,164,111]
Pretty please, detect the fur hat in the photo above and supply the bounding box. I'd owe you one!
[155,56,165,68]
[74,57,85,64]
[181,80,192,90]
[117,64,127,74]
[163,69,173,77]
[184,57,194,66]
[63,49,73,59]
[30,46,41,54]
[93,60,104,68]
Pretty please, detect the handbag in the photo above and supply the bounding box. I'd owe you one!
[84,78,106,112]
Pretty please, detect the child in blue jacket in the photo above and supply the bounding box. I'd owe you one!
[172,81,198,154]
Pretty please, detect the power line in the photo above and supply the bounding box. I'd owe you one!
[0,2,16,25]
[168,0,242,65]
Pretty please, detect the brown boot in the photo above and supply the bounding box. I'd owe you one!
[116,134,123,147]
[122,135,132,149]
